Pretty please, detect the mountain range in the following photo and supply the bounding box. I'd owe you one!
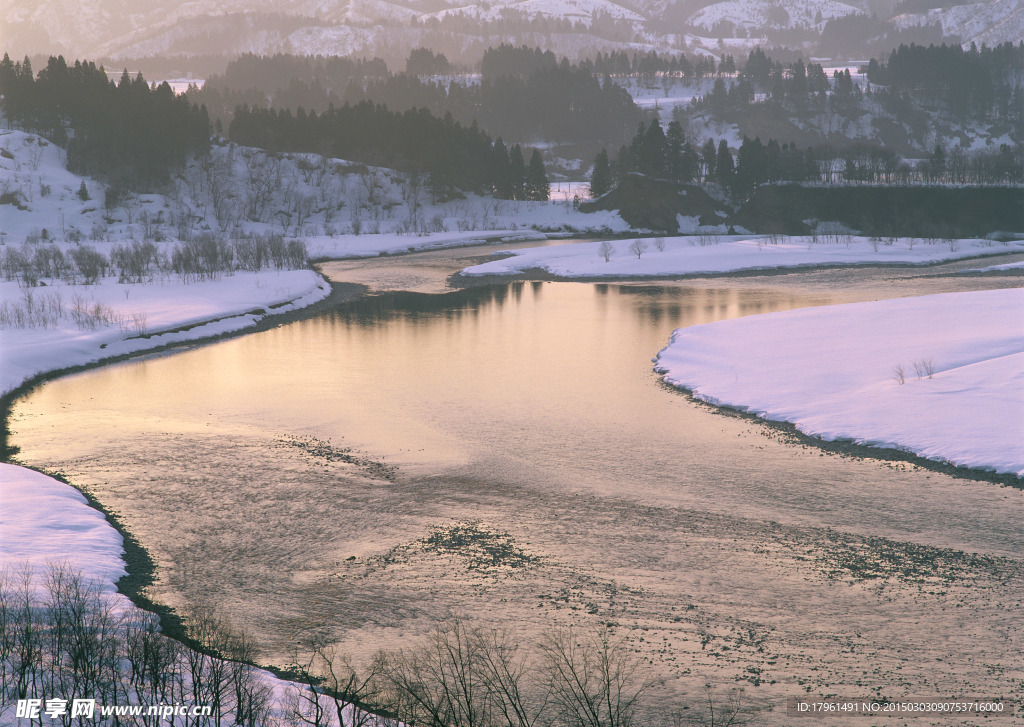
[3,0,1021,65]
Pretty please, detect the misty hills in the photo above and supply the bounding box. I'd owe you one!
[4,0,1022,65]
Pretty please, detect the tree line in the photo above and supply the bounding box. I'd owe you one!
[0,55,210,189]
[866,42,1024,123]
[685,44,1023,136]
[189,47,644,147]
[228,104,548,201]
[593,120,1024,197]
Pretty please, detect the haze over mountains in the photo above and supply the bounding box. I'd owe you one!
[4,0,1022,65]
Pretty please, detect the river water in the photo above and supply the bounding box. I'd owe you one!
[10,245,1023,717]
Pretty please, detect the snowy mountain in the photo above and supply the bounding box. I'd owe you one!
[891,0,1024,49]
[688,0,863,32]
[3,0,1022,61]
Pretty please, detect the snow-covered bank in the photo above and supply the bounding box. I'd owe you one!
[655,288,1024,477]
[304,229,549,259]
[961,259,1024,273]
[460,235,1024,278]
[0,270,330,398]
[0,463,129,600]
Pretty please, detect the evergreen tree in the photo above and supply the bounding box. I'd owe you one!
[929,143,947,182]
[733,136,767,194]
[701,138,717,183]
[491,138,513,199]
[665,121,686,183]
[636,120,666,177]
[614,144,632,184]
[525,149,549,201]
[590,148,612,197]
[715,139,734,188]
[508,144,526,200]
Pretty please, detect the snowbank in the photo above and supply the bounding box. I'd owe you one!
[962,259,1024,273]
[461,235,1024,278]
[0,270,330,398]
[0,463,130,600]
[655,288,1024,477]
[303,229,550,259]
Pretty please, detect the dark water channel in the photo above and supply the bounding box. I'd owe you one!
[10,259,1024,712]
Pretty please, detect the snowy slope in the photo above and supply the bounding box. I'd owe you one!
[6,0,1022,59]
[688,0,863,31]
[892,0,1024,48]
[655,288,1024,477]
[421,0,645,24]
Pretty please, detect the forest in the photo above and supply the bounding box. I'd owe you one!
[190,46,644,147]
[0,55,210,189]
[228,104,549,201]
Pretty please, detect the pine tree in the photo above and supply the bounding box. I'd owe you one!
[509,144,526,200]
[638,120,667,177]
[590,148,612,197]
[701,138,717,183]
[716,139,734,188]
[525,149,549,201]
[491,138,513,199]
[665,121,685,182]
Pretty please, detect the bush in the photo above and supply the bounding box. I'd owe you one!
[111,240,159,283]
[70,246,108,284]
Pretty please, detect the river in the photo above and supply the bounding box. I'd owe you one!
[9,243,1023,718]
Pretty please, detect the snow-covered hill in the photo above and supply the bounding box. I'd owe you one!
[4,0,1021,66]
[689,0,863,32]
[892,0,1024,49]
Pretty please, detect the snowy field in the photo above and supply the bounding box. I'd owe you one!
[656,288,1024,477]
[460,234,1024,278]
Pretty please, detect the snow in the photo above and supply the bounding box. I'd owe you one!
[0,463,130,601]
[962,259,1024,273]
[420,0,645,24]
[460,235,1024,278]
[623,77,719,126]
[655,288,1024,477]
[0,129,626,249]
[688,0,862,31]
[892,0,1024,49]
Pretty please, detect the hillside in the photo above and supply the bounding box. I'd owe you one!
[5,0,1022,65]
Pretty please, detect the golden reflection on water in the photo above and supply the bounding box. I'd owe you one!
[16,283,818,477]
[11,277,1024,709]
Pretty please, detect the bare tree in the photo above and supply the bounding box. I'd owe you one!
[539,627,657,727]
[382,617,491,727]
[628,239,648,259]
[475,627,550,727]
[244,153,284,222]
[676,686,753,727]
[287,641,385,727]
[598,242,615,263]
[652,237,666,252]
[912,358,935,379]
